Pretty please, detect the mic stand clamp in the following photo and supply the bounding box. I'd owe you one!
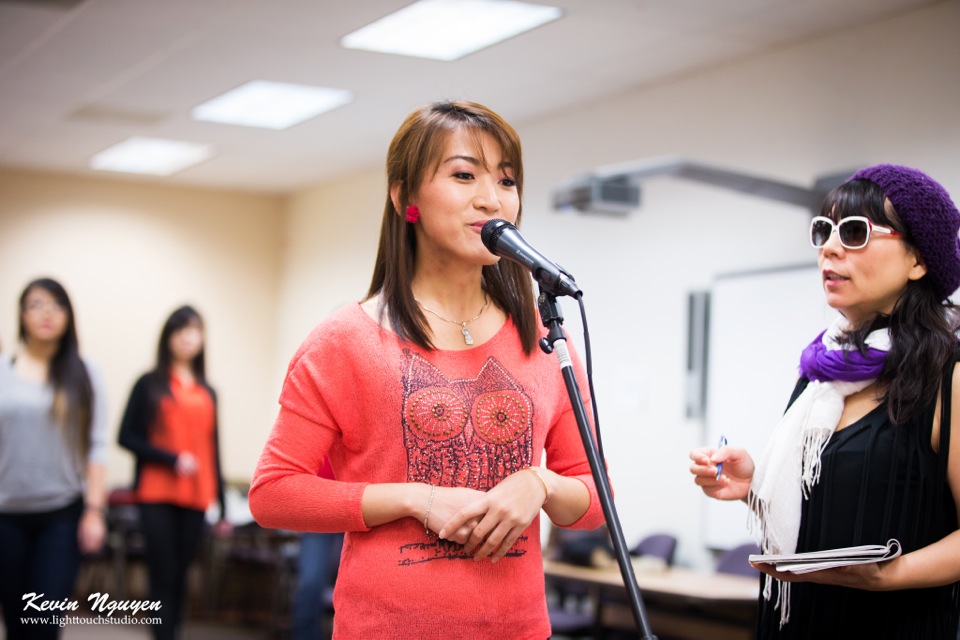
[536,291,567,355]
[536,287,658,640]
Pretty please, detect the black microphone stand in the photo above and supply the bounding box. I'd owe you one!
[537,286,657,640]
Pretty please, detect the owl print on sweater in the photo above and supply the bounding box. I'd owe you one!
[398,351,533,564]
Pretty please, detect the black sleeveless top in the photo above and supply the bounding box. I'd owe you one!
[756,361,960,639]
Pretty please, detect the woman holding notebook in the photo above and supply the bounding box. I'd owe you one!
[690,164,960,638]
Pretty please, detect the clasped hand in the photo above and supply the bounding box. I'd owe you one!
[428,470,548,563]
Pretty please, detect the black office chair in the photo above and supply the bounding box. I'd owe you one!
[630,533,678,566]
[586,532,679,637]
[715,542,762,577]
[545,526,609,638]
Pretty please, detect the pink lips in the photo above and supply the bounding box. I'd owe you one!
[823,270,849,286]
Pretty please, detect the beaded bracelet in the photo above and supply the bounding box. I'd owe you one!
[524,467,551,503]
[423,484,436,536]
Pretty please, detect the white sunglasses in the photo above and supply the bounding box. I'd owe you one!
[809,216,902,250]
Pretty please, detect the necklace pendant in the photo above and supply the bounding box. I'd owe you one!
[461,323,474,346]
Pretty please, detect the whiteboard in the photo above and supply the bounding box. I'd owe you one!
[702,264,839,549]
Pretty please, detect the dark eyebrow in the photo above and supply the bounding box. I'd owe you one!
[442,155,515,173]
[441,154,481,166]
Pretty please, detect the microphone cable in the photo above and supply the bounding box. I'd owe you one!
[577,294,607,471]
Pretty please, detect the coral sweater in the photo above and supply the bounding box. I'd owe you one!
[118,373,222,514]
[250,303,605,640]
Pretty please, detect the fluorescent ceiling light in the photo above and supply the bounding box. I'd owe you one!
[90,137,213,176]
[191,80,352,130]
[341,0,562,61]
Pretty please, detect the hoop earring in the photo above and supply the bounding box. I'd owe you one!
[405,205,420,223]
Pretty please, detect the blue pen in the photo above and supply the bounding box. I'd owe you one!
[715,435,728,480]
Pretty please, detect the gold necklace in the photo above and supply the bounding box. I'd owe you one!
[416,294,490,346]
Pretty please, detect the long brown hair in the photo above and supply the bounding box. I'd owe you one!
[18,278,95,460]
[366,100,538,354]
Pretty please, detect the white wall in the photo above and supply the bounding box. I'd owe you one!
[514,1,960,569]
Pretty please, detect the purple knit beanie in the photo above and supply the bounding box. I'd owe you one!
[849,164,960,300]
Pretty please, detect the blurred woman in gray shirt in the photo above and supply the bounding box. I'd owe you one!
[0,278,107,640]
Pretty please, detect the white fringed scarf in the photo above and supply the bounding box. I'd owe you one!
[748,316,891,627]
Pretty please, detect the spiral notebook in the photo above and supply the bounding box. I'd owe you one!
[748,539,902,574]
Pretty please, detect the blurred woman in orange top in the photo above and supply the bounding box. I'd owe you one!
[118,305,228,640]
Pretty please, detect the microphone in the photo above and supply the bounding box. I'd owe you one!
[481,219,581,298]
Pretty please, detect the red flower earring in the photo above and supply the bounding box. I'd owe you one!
[405,205,420,223]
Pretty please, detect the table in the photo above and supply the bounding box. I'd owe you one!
[544,560,760,640]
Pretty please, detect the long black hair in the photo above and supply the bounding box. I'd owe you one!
[824,179,960,424]
[146,305,208,406]
[18,278,95,458]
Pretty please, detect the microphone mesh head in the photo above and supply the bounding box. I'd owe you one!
[481,218,512,251]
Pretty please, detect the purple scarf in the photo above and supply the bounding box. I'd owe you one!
[799,329,888,383]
